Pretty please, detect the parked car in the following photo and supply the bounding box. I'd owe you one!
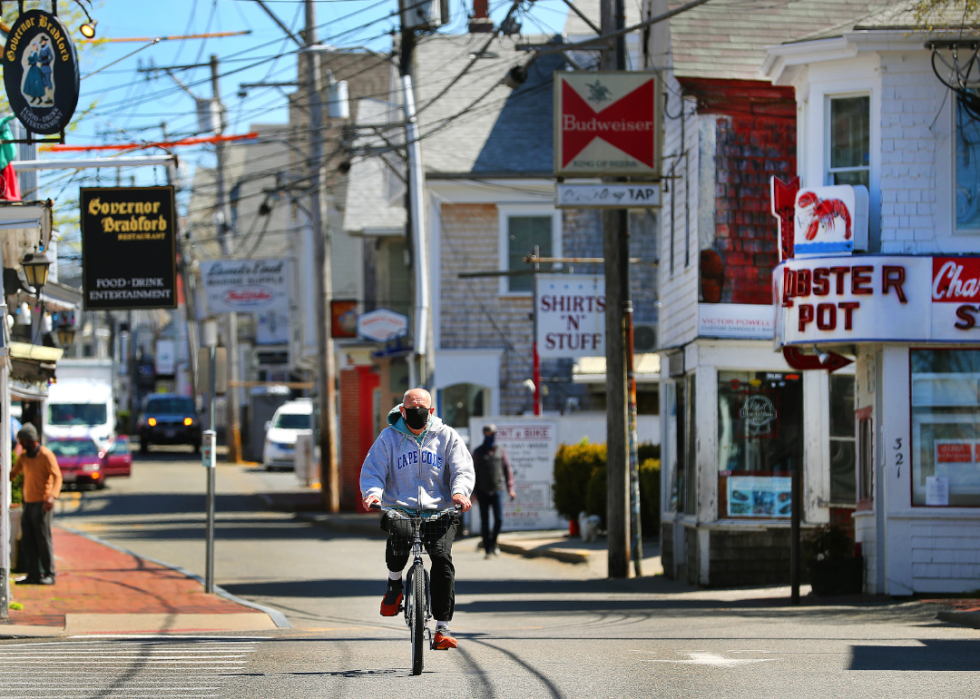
[47,437,106,490]
[137,394,201,453]
[263,399,313,470]
[104,437,133,478]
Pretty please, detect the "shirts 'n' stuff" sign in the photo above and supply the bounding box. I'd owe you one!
[535,274,605,359]
[554,71,661,179]
[3,9,79,135]
[81,187,177,310]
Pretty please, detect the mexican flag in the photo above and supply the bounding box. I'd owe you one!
[0,116,21,201]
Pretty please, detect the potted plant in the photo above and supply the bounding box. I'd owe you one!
[803,522,863,596]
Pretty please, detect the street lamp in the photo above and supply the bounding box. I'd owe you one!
[79,19,98,39]
[21,250,52,298]
[56,323,76,348]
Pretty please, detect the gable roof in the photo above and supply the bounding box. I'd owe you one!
[412,33,564,177]
[655,0,893,80]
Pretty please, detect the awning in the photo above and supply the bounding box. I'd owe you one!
[572,353,661,384]
[9,340,63,388]
[0,200,53,271]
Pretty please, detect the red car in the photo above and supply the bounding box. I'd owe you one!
[47,437,107,490]
[103,437,133,478]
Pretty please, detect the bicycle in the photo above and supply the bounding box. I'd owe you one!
[370,502,461,675]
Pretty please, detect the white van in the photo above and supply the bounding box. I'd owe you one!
[263,398,313,470]
[45,379,116,448]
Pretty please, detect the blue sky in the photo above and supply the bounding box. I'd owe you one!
[24,0,571,257]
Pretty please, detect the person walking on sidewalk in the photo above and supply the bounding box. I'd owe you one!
[10,423,61,585]
[361,388,474,650]
[471,424,515,559]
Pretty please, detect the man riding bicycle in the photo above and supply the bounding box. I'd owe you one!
[361,388,474,650]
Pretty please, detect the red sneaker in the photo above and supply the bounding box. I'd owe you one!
[380,579,403,617]
[432,629,457,650]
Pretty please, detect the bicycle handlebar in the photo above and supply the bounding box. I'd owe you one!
[369,502,462,516]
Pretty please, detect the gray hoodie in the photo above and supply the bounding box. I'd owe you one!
[360,405,475,510]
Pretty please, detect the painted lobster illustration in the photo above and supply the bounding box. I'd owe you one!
[797,191,851,241]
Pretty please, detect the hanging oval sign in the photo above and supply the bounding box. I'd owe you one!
[3,10,80,135]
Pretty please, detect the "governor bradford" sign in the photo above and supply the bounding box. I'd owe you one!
[80,186,177,310]
[554,71,662,179]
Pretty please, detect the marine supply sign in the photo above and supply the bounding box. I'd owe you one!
[199,258,291,314]
[554,71,662,178]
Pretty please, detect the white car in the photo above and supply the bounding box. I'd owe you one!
[263,399,313,470]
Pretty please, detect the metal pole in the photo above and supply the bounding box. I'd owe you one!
[210,54,242,465]
[601,0,630,579]
[399,20,432,389]
[206,346,216,594]
[790,459,801,604]
[531,245,541,415]
[306,0,340,511]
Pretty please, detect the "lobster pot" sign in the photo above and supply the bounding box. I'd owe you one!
[793,185,869,259]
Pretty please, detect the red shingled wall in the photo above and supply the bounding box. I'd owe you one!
[339,365,379,511]
[714,114,795,304]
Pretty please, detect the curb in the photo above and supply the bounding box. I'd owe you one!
[937,610,980,629]
[57,525,292,630]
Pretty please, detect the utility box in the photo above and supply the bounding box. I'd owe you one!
[245,385,292,463]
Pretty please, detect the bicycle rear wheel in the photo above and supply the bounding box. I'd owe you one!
[410,562,425,675]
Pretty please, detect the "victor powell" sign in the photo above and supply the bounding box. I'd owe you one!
[80,187,177,310]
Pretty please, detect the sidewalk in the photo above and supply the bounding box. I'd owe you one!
[3,527,288,638]
[496,529,664,575]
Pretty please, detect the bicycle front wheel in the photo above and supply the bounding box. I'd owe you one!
[410,563,425,675]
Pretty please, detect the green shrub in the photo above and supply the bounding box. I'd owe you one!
[552,440,606,521]
[639,458,660,536]
[11,472,22,506]
[638,442,660,462]
[585,466,606,526]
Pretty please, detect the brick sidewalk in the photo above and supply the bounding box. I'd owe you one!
[9,527,259,628]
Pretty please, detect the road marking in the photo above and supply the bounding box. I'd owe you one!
[641,652,778,668]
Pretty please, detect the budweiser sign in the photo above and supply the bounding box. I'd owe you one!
[933,257,980,302]
[554,72,662,178]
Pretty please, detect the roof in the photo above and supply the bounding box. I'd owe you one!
[343,98,408,236]
[413,33,564,177]
[803,0,980,39]
[657,0,894,80]
[572,353,661,383]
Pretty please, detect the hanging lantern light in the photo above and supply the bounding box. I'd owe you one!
[21,250,52,297]
[56,323,76,348]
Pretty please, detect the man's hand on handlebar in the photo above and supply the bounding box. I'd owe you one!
[452,493,471,512]
[363,495,381,511]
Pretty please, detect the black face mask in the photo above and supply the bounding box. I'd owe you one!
[403,406,430,430]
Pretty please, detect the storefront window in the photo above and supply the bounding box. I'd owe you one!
[910,349,980,507]
[955,96,980,232]
[685,373,697,515]
[664,382,679,513]
[829,375,856,504]
[717,371,804,519]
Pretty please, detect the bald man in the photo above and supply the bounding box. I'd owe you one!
[361,388,475,650]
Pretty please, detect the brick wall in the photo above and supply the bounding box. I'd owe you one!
[712,114,794,304]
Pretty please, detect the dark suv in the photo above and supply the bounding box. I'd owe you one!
[137,394,201,453]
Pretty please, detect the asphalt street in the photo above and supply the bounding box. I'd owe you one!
[8,445,976,698]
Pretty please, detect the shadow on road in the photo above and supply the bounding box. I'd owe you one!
[849,639,980,671]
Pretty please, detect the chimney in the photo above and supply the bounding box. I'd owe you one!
[469,0,493,33]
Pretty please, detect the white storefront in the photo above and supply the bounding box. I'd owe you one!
[763,16,980,594]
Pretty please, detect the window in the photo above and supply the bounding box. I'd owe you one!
[827,96,870,188]
[498,208,561,295]
[858,415,873,507]
[829,375,856,504]
[717,371,804,519]
[49,404,108,426]
[146,398,195,415]
[910,349,980,507]
[274,413,312,430]
[48,439,100,457]
[684,373,697,515]
[955,96,980,232]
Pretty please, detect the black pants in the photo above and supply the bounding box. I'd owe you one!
[21,501,54,580]
[476,490,503,553]
[385,516,458,622]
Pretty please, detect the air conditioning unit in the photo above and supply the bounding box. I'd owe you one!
[633,323,657,353]
[401,0,450,29]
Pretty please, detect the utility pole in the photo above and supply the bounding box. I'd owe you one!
[210,54,243,463]
[400,3,432,389]
[306,0,340,511]
[601,0,631,578]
